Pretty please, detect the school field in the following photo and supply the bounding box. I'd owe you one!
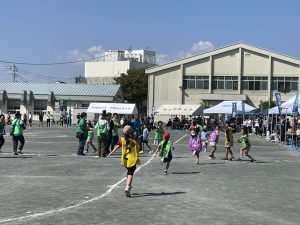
[0,126,299,225]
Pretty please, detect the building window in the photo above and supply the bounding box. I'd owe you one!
[7,99,20,113]
[242,76,268,90]
[183,76,209,89]
[271,77,298,92]
[34,100,47,114]
[213,76,238,90]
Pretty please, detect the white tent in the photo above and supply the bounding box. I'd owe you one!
[156,104,204,116]
[268,95,299,114]
[87,102,138,115]
[203,101,255,114]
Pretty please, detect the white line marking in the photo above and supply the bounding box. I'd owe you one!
[0,133,188,224]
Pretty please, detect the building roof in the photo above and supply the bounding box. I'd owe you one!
[0,82,120,96]
[146,42,300,73]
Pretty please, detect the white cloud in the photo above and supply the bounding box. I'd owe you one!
[156,54,173,65]
[157,40,214,65]
[63,45,106,64]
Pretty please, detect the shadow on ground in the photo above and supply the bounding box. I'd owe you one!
[132,191,185,198]
[171,171,200,175]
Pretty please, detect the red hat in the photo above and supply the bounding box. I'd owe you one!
[163,131,170,139]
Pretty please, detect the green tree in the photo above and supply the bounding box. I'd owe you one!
[114,69,148,113]
[260,100,276,109]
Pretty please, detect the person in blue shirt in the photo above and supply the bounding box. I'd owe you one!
[141,124,152,154]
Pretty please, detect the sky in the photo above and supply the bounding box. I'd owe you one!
[0,0,299,83]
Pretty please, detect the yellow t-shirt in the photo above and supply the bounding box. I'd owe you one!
[120,137,141,168]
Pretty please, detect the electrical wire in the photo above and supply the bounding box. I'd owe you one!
[0,55,105,66]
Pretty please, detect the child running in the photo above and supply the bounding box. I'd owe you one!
[222,121,236,161]
[86,122,97,153]
[154,132,174,175]
[108,125,140,197]
[141,124,152,154]
[201,126,209,152]
[237,126,256,162]
[208,124,219,160]
[188,130,202,164]
[153,121,164,146]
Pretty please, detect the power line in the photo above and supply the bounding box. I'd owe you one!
[0,55,105,66]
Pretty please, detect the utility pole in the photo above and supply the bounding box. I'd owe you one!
[11,64,17,82]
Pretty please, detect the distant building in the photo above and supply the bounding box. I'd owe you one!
[0,82,123,122]
[85,49,156,84]
[146,42,300,120]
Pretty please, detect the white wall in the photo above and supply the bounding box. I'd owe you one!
[85,61,130,78]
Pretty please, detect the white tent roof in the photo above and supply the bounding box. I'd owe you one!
[269,95,299,114]
[156,105,204,116]
[204,101,255,114]
[87,102,138,115]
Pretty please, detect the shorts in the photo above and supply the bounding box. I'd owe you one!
[242,146,251,152]
[225,142,233,148]
[209,141,216,147]
[86,137,93,142]
[161,157,172,163]
[126,165,137,176]
[154,139,160,146]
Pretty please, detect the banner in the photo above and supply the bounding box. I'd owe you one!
[232,102,237,118]
[275,91,282,115]
[292,87,299,116]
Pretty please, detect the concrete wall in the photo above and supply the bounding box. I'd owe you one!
[85,61,155,79]
[85,61,130,78]
[243,50,269,75]
[273,59,299,75]
[213,49,240,75]
[184,57,210,74]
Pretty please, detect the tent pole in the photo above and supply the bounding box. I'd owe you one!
[284,110,287,146]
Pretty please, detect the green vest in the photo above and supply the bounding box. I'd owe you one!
[160,141,172,158]
[0,120,4,134]
[112,118,119,136]
[97,120,108,136]
[12,119,23,136]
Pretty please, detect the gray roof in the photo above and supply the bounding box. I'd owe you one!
[0,82,120,96]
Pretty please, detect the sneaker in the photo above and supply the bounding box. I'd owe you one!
[17,150,23,154]
[77,153,86,156]
[149,150,153,154]
[196,160,199,164]
[139,151,144,154]
[163,170,168,175]
[208,155,215,160]
[125,186,132,197]
[238,157,243,162]
[13,152,18,155]
[230,156,236,161]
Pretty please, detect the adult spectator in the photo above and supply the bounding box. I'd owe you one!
[106,113,113,153]
[11,112,26,155]
[46,111,51,127]
[111,113,120,150]
[39,112,44,127]
[0,114,5,152]
[76,112,88,156]
[28,112,33,127]
[95,110,109,157]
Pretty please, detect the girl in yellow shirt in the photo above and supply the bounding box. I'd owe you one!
[108,125,140,197]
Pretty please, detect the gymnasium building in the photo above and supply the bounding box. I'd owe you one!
[146,42,300,116]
